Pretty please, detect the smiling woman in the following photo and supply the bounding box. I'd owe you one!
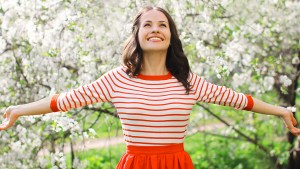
[138,10,171,51]
[123,6,191,95]
[0,5,300,169]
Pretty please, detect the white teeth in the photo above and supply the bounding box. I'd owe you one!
[148,37,162,41]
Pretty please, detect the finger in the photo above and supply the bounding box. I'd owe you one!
[5,106,12,114]
[2,112,10,123]
[292,117,297,126]
[291,127,300,136]
[283,115,293,129]
[3,107,13,118]
[0,124,7,130]
[6,118,16,129]
[290,112,297,126]
[0,121,9,130]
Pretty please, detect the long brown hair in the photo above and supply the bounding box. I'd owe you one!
[122,6,191,93]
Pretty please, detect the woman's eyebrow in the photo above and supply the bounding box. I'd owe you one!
[144,20,168,23]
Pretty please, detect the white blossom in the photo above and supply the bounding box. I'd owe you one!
[72,158,87,169]
[54,116,79,132]
[51,152,66,169]
[263,76,275,91]
[83,131,89,139]
[88,128,97,136]
[287,107,297,112]
[292,56,300,65]
[279,75,292,87]
[0,36,6,53]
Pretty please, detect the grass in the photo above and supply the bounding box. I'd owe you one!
[65,143,126,169]
[62,131,279,169]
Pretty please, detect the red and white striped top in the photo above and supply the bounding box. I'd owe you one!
[50,66,253,146]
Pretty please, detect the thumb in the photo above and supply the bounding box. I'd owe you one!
[3,106,15,118]
[290,112,297,126]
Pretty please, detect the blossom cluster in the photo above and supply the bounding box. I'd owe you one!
[0,0,299,168]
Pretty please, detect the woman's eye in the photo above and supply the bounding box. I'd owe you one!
[161,24,167,27]
[144,24,151,27]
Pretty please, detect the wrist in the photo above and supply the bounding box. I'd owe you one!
[14,105,25,117]
[277,106,290,117]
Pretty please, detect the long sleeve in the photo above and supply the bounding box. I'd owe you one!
[190,73,254,111]
[50,69,116,112]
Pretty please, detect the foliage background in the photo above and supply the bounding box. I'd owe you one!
[0,0,299,168]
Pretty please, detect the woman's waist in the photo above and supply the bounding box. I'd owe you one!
[126,143,184,154]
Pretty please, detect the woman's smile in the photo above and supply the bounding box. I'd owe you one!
[138,9,171,52]
[147,36,164,42]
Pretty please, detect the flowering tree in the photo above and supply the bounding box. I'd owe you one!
[0,0,299,168]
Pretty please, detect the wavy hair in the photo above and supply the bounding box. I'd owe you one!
[122,6,191,93]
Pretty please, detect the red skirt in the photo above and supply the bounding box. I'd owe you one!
[116,143,194,169]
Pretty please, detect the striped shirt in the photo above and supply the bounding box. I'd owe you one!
[50,66,254,146]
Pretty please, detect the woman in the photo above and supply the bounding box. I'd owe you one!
[0,6,299,169]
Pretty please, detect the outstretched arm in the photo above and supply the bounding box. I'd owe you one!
[251,98,300,136]
[0,95,54,131]
[190,73,300,136]
[0,68,117,131]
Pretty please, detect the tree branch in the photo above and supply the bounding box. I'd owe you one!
[87,111,102,129]
[12,52,30,88]
[198,131,247,141]
[37,82,52,90]
[196,103,276,159]
[82,106,118,118]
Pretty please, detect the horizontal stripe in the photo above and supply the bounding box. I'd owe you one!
[123,128,187,134]
[118,112,190,116]
[113,94,196,100]
[120,117,188,122]
[119,69,179,85]
[118,114,189,121]
[54,66,250,147]
[114,88,196,96]
[114,103,194,109]
[109,79,185,95]
[113,101,194,106]
[115,107,192,111]
[123,131,186,138]
[122,123,188,128]
[122,126,187,132]
[124,134,184,139]
[113,71,183,90]
[136,71,172,80]
[122,119,187,125]
[125,139,182,145]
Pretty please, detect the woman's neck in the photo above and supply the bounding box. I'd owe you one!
[140,51,168,75]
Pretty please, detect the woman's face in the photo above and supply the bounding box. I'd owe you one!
[138,10,171,53]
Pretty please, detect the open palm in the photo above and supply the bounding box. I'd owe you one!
[0,106,19,131]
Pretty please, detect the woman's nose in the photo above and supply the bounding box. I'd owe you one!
[151,26,160,33]
[151,29,159,33]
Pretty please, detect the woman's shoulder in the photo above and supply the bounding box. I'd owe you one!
[104,64,129,78]
[111,64,127,73]
[188,71,202,80]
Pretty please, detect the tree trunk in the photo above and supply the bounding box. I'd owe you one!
[287,137,300,169]
[274,50,300,169]
[70,139,75,169]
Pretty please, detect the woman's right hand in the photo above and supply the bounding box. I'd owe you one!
[280,109,300,136]
[0,106,20,131]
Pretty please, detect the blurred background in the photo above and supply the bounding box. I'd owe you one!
[0,0,299,168]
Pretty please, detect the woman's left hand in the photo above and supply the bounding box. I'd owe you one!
[281,109,300,136]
